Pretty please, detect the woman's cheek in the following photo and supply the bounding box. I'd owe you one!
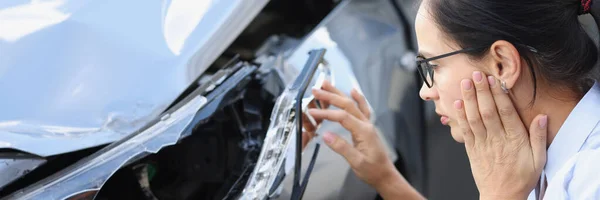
[434,79,466,142]
[438,68,469,143]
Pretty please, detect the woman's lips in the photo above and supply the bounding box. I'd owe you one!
[440,116,450,125]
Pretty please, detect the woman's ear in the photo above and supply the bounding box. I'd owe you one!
[487,40,522,89]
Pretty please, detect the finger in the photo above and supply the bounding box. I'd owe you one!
[312,89,367,121]
[489,77,527,136]
[472,72,504,136]
[351,88,371,120]
[528,114,548,171]
[461,79,487,141]
[455,100,475,148]
[308,109,368,140]
[322,132,364,167]
[315,80,331,109]
[322,80,345,96]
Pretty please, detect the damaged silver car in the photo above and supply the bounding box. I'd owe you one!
[0,0,426,199]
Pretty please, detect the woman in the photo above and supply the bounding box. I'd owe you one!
[307,0,600,199]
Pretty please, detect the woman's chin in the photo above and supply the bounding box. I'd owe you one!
[449,124,465,143]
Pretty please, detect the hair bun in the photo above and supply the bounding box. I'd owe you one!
[580,0,592,15]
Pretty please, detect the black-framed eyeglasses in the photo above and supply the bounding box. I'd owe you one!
[416,47,486,88]
[416,44,539,88]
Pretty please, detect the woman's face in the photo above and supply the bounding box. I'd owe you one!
[415,3,487,143]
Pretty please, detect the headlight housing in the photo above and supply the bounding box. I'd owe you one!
[240,49,332,200]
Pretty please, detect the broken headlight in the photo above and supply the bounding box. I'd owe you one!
[240,49,331,200]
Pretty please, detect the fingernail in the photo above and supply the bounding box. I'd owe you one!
[473,71,482,83]
[461,79,472,90]
[454,100,463,109]
[323,132,335,144]
[539,115,548,129]
[487,76,496,87]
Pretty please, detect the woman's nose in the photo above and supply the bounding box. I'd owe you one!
[419,83,438,101]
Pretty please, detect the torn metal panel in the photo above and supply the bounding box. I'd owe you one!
[3,63,259,200]
[2,95,208,200]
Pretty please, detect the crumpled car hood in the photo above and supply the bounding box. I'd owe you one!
[0,0,266,157]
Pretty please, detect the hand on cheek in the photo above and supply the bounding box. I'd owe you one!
[455,71,548,199]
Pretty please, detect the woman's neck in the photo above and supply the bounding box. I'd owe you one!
[520,94,579,148]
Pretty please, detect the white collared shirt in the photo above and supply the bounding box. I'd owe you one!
[527,81,600,200]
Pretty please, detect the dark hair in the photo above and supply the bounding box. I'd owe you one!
[429,0,599,101]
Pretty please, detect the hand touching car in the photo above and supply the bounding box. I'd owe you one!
[307,80,424,199]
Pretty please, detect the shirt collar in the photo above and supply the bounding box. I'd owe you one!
[545,81,600,182]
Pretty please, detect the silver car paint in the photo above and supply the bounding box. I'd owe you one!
[0,0,268,157]
[0,158,46,191]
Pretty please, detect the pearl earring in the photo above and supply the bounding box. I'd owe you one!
[501,80,509,94]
